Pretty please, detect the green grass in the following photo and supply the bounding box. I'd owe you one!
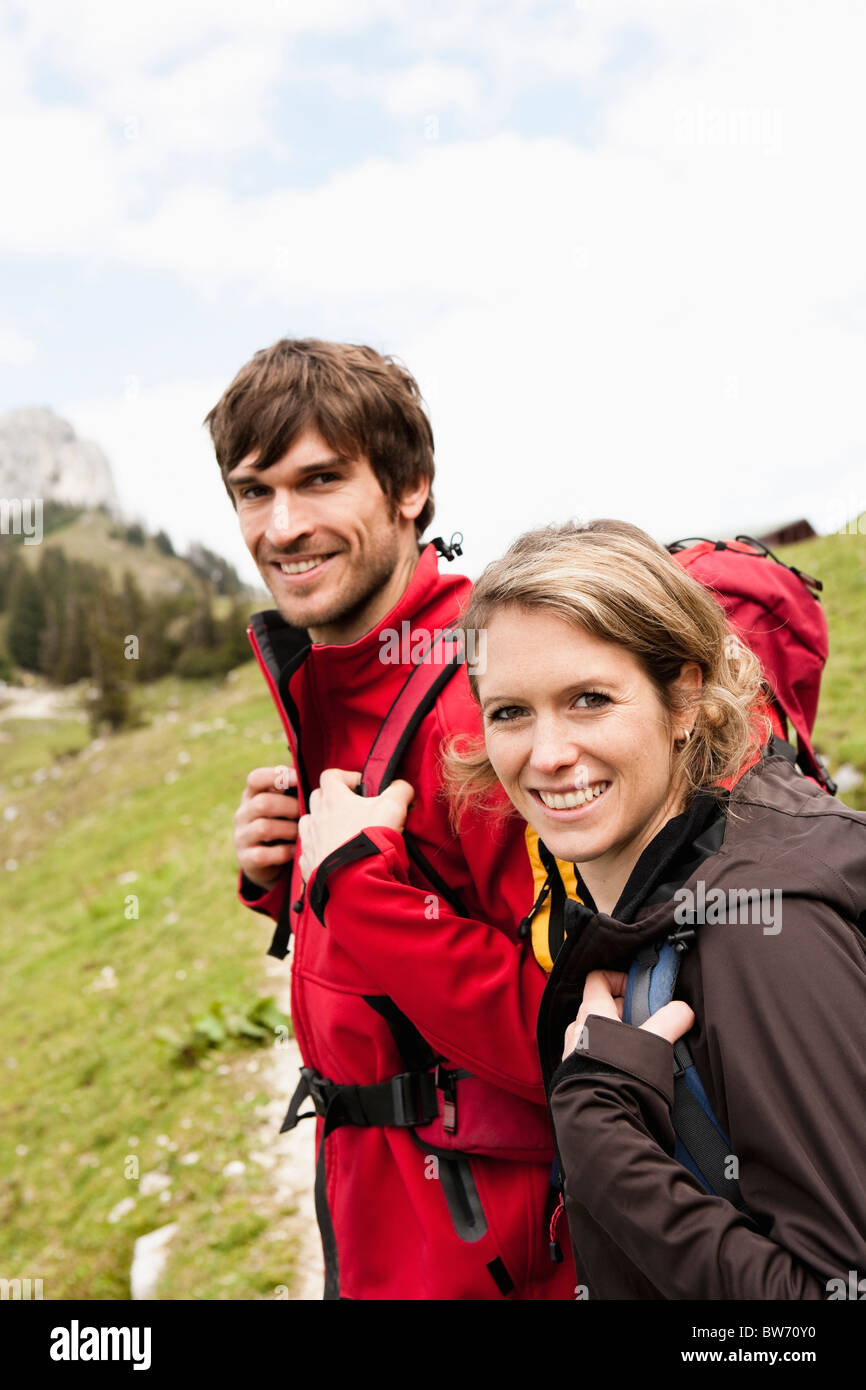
[0,714,91,780]
[0,663,301,1300]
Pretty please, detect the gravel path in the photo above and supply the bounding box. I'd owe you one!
[259,959,324,1300]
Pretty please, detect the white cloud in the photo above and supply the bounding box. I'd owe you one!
[98,40,291,168]
[0,328,38,366]
[380,61,483,119]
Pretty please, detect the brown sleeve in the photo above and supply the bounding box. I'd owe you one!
[550,933,866,1302]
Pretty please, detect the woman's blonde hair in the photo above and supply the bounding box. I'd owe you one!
[443,519,771,826]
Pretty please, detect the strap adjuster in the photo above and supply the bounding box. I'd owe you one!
[390,1070,438,1126]
[302,1066,334,1116]
[672,1038,690,1079]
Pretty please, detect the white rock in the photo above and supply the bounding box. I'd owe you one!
[107,1196,137,1223]
[139,1171,172,1196]
[130,1223,179,1301]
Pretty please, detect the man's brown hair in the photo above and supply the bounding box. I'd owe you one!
[204,338,435,535]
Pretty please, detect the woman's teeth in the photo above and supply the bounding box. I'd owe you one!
[279,556,328,575]
[536,782,610,809]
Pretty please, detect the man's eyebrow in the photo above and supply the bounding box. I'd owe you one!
[226,455,350,485]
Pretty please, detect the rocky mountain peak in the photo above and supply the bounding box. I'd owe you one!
[0,407,120,512]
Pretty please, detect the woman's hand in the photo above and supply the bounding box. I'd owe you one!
[562,968,695,1059]
[297,768,415,882]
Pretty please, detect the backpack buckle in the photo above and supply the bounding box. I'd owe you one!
[666,927,696,953]
[302,1068,335,1116]
[390,1071,438,1126]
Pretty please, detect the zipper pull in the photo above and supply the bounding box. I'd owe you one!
[518,872,552,940]
[292,879,306,914]
[434,1065,458,1133]
[549,1195,565,1263]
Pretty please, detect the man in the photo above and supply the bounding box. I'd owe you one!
[205,338,575,1300]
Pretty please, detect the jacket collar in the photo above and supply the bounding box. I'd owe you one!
[296,541,461,702]
[536,787,730,1087]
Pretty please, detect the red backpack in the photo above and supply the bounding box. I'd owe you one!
[667,535,836,794]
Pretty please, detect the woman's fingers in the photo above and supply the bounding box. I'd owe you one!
[581,969,624,1020]
[640,1000,695,1044]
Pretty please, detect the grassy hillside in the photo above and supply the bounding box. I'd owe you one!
[18,510,199,597]
[0,665,303,1300]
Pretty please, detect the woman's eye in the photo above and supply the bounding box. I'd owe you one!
[573,690,610,709]
[486,705,525,723]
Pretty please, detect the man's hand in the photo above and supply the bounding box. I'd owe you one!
[298,768,414,883]
[234,764,299,891]
[562,968,695,1060]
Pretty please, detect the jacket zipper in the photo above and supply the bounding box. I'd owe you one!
[549,1194,565,1263]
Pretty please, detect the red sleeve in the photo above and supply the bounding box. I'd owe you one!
[237,868,289,922]
[305,825,549,1104]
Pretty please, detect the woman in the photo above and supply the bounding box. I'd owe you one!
[300,518,866,1300]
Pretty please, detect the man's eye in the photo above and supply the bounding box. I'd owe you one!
[486,705,525,723]
[308,472,341,485]
[238,484,269,500]
[573,691,610,709]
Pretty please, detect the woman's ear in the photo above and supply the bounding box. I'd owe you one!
[672,661,703,734]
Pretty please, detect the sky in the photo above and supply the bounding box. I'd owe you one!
[2,0,865,587]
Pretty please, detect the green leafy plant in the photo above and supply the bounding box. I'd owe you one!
[156,994,292,1066]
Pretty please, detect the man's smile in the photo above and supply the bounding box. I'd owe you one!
[267,552,341,585]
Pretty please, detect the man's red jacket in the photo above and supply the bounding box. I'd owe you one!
[240,542,576,1300]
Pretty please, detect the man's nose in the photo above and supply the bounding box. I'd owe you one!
[265,490,311,549]
[529,716,581,776]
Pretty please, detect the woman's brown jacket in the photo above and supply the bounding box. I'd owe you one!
[537,752,866,1299]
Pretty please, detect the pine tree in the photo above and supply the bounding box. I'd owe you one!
[6,567,47,671]
[87,583,131,733]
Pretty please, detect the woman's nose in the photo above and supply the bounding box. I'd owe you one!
[529,718,581,776]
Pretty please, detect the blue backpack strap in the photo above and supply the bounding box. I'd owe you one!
[624,938,751,1214]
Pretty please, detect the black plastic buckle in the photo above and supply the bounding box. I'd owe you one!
[390,1071,438,1126]
[301,1067,333,1117]
[667,927,696,953]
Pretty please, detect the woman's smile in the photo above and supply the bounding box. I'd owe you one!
[529,780,612,815]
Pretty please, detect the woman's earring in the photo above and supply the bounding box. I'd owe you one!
[678,728,692,746]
